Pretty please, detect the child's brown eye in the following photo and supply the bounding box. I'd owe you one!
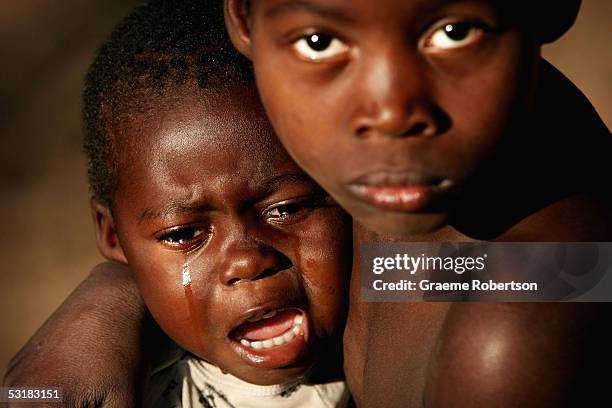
[266,202,309,221]
[157,226,207,250]
[443,23,473,40]
[263,193,334,225]
[263,198,317,225]
[306,33,331,51]
[422,21,484,52]
[292,32,349,61]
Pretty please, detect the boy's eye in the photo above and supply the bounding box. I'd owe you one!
[292,33,349,61]
[157,226,208,250]
[263,194,335,225]
[423,22,484,51]
[265,201,310,222]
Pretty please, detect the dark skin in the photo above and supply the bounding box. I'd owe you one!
[91,83,352,386]
[223,0,612,406]
[345,225,612,407]
[233,0,533,236]
[5,84,350,404]
[3,262,156,408]
[7,1,611,406]
[226,0,608,239]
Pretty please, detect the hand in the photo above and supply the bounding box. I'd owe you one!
[3,262,154,407]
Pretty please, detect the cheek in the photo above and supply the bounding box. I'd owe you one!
[255,72,310,155]
[257,90,343,196]
[437,34,532,171]
[122,245,217,356]
[454,61,521,134]
[131,260,194,341]
[294,209,352,332]
[253,55,341,181]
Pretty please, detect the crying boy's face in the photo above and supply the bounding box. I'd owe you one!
[110,84,351,385]
[238,0,540,237]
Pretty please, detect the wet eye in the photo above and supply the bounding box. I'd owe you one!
[293,33,349,61]
[157,226,207,249]
[424,22,484,51]
[263,197,321,225]
[266,202,309,221]
[263,193,336,225]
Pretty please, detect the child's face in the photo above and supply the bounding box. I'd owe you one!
[108,85,351,385]
[231,0,539,236]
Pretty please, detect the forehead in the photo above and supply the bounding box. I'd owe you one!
[249,0,516,49]
[115,84,294,189]
[120,86,287,168]
[254,0,503,19]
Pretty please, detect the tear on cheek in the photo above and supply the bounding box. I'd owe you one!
[182,262,192,287]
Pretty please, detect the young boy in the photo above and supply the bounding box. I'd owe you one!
[225,0,611,239]
[223,0,612,406]
[5,1,352,407]
[6,1,612,407]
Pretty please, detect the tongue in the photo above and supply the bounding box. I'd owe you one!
[235,309,300,341]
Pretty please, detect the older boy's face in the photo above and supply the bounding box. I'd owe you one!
[241,0,537,236]
[111,86,351,385]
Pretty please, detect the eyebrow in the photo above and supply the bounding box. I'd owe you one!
[139,201,213,223]
[138,173,314,223]
[264,0,356,23]
[256,172,316,198]
[238,171,316,209]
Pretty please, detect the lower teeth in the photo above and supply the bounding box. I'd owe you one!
[240,314,303,350]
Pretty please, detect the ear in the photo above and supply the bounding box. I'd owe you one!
[536,0,581,43]
[224,0,253,59]
[90,197,128,264]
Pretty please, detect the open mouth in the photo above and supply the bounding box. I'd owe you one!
[229,308,309,368]
[236,309,304,350]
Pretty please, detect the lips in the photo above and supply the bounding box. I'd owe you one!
[346,170,453,212]
[229,308,309,369]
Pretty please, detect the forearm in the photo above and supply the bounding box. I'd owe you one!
[4,262,151,407]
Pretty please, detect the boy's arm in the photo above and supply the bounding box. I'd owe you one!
[425,302,612,407]
[3,262,160,407]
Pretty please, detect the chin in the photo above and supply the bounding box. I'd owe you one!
[225,361,313,386]
[358,211,449,239]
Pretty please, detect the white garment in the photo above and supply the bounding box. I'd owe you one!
[146,354,349,408]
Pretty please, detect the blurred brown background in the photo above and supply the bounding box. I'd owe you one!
[1,1,611,374]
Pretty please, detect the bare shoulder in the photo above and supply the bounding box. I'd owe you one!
[424,302,612,407]
[501,192,612,241]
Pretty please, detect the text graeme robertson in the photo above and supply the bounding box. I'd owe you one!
[372,280,538,291]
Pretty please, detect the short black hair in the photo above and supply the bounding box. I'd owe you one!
[83,0,252,208]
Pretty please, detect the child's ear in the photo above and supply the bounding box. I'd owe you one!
[536,0,581,43]
[224,0,253,59]
[90,197,128,264]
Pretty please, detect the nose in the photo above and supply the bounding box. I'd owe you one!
[349,45,448,139]
[219,238,290,286]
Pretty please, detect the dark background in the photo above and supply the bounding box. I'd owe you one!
[1,1,610,371]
